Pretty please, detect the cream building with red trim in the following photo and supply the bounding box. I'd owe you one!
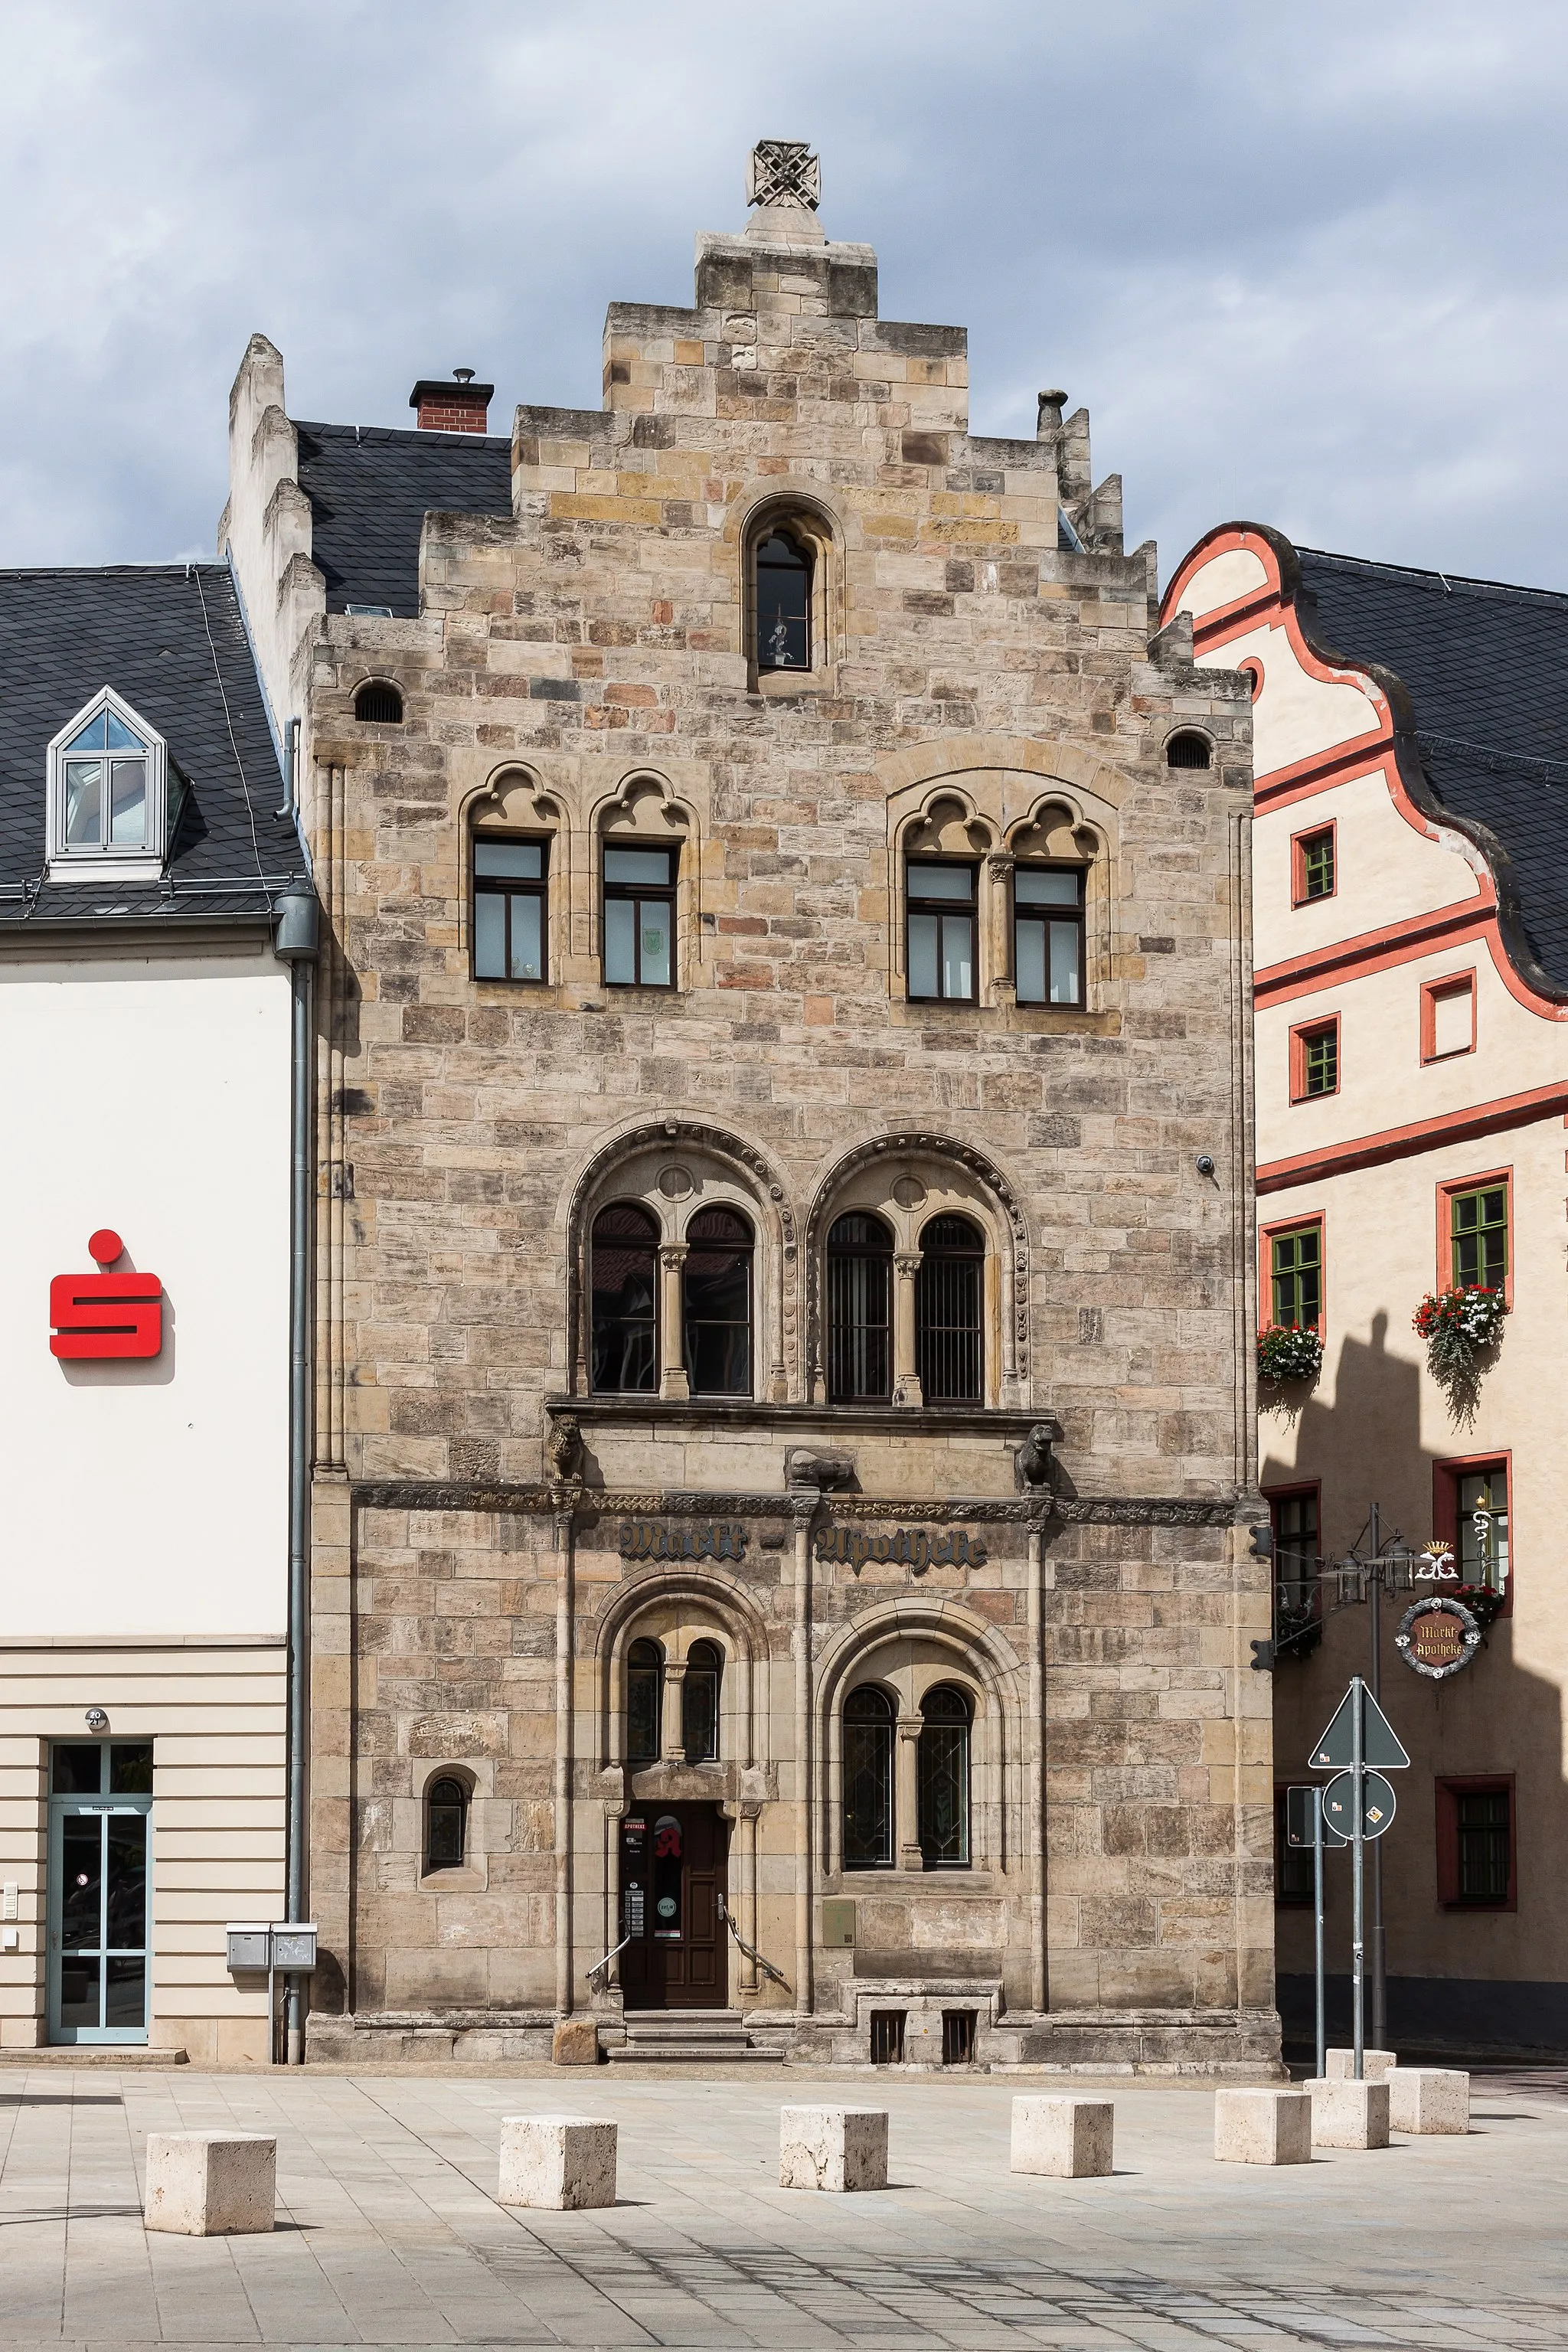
[1166,525,1568,2056]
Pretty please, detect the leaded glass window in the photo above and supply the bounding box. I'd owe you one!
[843,1685,894,1869]
[425,1777,469,1871]
[626,1639,664,1765]
[918,1685,972,1867]
[681,1640,722,1763]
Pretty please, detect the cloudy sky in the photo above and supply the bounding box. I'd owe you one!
[3,0,1565,590]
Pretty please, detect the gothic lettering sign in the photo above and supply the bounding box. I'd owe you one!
[616,1520,748,1562]
[814,1524,988,1575]
[1396,1596,1481,1680]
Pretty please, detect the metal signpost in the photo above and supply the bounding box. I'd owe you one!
[1308,1677,1409,2077]
[1285,1782,1344,2082]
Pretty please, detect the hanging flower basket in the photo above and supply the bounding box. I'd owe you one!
[1413,1286,1508,1383]
[1256,1324,1323,1386]
[1450,1580,1507,1632]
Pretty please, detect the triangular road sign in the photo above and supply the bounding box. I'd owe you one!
[1310,1681,1410,1772]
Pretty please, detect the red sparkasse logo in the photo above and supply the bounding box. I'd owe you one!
[49,1230,163,1360]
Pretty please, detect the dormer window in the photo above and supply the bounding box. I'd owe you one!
[47,688,168,882]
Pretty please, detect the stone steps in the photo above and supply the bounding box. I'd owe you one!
[609,2009,776,2065]
[0,2044,188,2066]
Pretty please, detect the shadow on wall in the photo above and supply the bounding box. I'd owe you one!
[1264,1312,1567,2058]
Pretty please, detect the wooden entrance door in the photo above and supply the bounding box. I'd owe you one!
[619,1803,728,2009]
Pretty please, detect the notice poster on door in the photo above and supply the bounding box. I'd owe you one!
[652,1813,683,1938]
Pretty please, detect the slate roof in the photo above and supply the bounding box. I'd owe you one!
[0,564,302,928]
[1295,547,1568,989]
[293,422,513,616]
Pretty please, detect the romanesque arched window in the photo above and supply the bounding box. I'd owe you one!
[591,1204,658,1393]
[842,1684,895,1869]
[354,681,403,724]
[918,1684,972,1866]
[626,1638,664,1765]
[681,1639,723,1763]
[424,1776,469,1873]
[915,1215,984,1403]
[754,527,813,671]
[827,1213,892,1403]
[682,1207,753,1396]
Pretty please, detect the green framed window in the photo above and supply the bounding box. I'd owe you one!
[1269,1224,1321,1330]
[1295,826,1334,902]
[1293,1019,1338,1099]
[1450,1184,1507,1292]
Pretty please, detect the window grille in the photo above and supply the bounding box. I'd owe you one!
[354,681,403,724]
[591,1204,658,1392]
[603,844,677,987]
[918,1685,972,1866]
[916,1215,983,1403]
[681,1640,722,1764]
[870,2009,906,2065]
[1165,731,1212,769]
[941,2008,977,2063]
[682,1207,752,1396]
[472,837,547,982]
[626,1638,664,1764]
[1014,865,1084,1005]
[842,1685,894,1869]
[424,1777,469,1871]
[827,1214,892,1402]
[756,528,812,671]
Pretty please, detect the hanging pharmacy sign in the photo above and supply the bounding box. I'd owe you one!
[1395,1595,1481,1681]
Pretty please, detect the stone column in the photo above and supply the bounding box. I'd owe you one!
[1028,1525,1047,2014]
[553,1506,577,2017]
[793,1507,815,2013]
[658,1245,690,1400]
[892,1253,923,1407]
[987,851,1016,1006]
[897,1715,923,1872]
[660,1661,687,1762]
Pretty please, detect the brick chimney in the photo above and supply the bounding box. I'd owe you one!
[408,368,494,433]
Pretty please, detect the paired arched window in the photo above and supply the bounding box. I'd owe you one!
[354,681,403,724]
[591,1204,658,1393]
[623,1635,724,1766]
[916,1216,984,1403]
[626,1638,663,1764]
[918,1686,972,1866]
[424,1776,469,1872]
[827,1214,892,1403]
[755,527,813,671]
[683,1207,752,1396]
[842,1685,894,1869]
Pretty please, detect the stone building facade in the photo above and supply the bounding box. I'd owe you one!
[224,146,1276,2067]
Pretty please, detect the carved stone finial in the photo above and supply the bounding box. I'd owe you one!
[747,140,821,214]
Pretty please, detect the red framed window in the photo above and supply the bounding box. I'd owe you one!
[1436,1775,1515,1909]
[1289,1015,1339,1102]
[1437,1169,1510,1303]
[1263,1217,1324,1331]
[1291,822,1336,906]
[1433,1452,1511,1614]
[1421,973,1476,1063]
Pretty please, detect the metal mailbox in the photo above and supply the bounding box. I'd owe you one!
[226,1922,272,1971]
[270,1922,319,1971]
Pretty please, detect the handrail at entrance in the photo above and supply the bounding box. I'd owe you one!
[586,1932,632,1988]
[717,1896,792,1993]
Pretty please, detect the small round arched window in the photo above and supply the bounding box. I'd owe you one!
[626,1637,664,1764]
[591,1204,658,1394]
[424,1776,469,1872]
[1165,730,1212,769]
[683,1207,753,1397]
[827,1213,892,1403]
[682,1639,723,1763]
[355,681,403,724]
[916,1215,985,1403]
[755,528,813,672]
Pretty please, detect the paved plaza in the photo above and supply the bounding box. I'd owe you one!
[3,2064,1568,2350]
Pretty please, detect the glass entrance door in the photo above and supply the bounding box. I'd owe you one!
[47,1740,152,2045]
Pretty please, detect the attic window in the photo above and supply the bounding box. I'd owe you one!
[354,681,403,724]
[47,688,168,883]
[1166,731,1213,770]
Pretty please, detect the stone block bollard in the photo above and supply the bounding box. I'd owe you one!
[498,2115,617,2210]
[550,2017,602,2066]
[779,2105,888,2191]
[1214,2089,1312,2166]
[144,2133,276,2236]
[1305,2076,1390,2148]
[1010,2096,1113,2178]
[1388,2068,1469,2135]
[1325,2047,1396,2082]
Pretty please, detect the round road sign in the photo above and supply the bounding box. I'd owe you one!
[1321,1769,1397,1841]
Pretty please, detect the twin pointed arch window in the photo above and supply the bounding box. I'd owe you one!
[47,687,172,882]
